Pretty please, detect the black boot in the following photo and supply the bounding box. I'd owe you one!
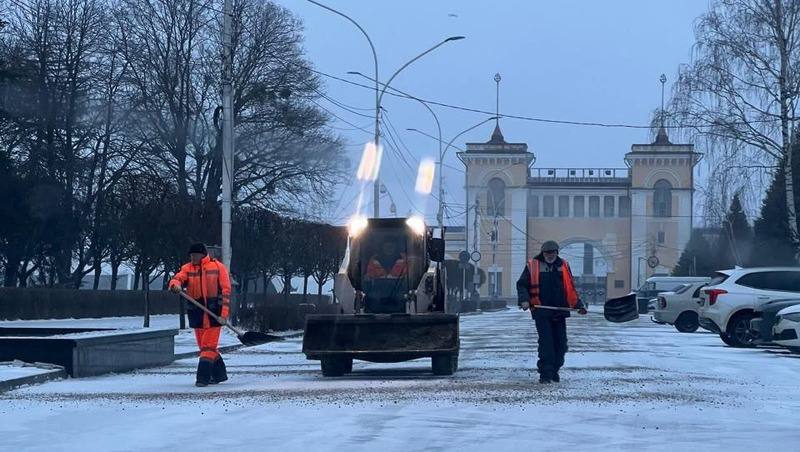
[195,359,213,387]
[553,372,560,383]
[539,374,553,384]
[211,356,228,384]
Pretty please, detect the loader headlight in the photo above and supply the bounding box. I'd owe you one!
[347,214,368,237]
[405,215,426,236]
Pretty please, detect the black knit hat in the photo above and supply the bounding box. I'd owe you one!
[188,243,207,255]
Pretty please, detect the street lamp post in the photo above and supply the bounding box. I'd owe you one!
[308,0,463,218]
[408,115,499,230]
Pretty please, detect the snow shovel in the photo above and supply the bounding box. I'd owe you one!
[603,293,639,323]
[177,291,283,346]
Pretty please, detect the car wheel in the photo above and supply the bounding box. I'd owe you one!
[725,313,756,348]
[719,332,737,346]
[674,312,699,333]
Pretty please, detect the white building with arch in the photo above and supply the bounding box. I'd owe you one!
[457,125,700,302]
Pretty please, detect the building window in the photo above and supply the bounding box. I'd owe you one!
[658,231,665,244]
[589,196,600,217]
[487,178,505,217]
[528,194,539,217]
[653,179,672,217]
[558,195,569,217]
[619,196,631,217]
[603,196,615,217]
[614,280,625,289]
[574,196,585,217]
[543,195,554,217]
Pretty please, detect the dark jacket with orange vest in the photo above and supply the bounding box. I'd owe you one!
[516,254,584,317]
[169,255,232,328]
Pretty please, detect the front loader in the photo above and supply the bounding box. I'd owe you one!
[302,217,459,376]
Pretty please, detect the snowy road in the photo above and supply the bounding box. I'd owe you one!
[2,308,800,451]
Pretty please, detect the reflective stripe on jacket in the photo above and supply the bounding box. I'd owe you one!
[526,258,579,308]
[169,255,232,320]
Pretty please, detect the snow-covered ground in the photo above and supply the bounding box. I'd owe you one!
[2,309,800,451]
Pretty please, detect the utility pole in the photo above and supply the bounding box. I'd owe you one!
[221,0,235,314]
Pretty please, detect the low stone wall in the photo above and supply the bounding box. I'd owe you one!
[0,288,334,331]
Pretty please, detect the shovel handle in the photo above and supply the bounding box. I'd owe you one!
[532,305,578,312]
[177,290,244,336]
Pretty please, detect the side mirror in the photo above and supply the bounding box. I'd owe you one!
[428,238,445,262]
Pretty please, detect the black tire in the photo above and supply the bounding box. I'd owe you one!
[788,347,800,355]
[719,332,737,346]
[432,354,458,376]
[674,312,700,333]
[320,356,349,377]
[725,313,756,348]
[344,358,353,374]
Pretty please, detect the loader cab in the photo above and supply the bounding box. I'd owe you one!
[347,218,435,314]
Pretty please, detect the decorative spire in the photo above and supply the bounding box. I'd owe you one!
[653,74,671,145]
[487,72,507,144]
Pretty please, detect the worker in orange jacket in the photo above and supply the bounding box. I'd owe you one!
[366,241,408,279]
[169,243,232,387]
[516,240,587,384]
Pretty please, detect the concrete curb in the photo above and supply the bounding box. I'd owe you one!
[0,368,68,393]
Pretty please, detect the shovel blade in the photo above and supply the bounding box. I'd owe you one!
[603,293,639,323]
[237,331,284,346]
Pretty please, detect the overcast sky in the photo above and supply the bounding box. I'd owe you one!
[275,0,711,225]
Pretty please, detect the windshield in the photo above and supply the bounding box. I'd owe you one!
[674,283,692,294]
[347,226,426,313]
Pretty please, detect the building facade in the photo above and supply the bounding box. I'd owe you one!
[457,125,700,303]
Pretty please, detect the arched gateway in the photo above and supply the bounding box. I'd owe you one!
[455,124,700,303]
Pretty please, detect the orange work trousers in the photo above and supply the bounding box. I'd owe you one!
[194,327,222,361]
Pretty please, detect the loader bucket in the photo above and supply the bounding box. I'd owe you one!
[302,314,459,363]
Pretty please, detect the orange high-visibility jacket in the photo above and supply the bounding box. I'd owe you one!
[169,256,232,319]
[366,253,408,278]
[526,258,579,308]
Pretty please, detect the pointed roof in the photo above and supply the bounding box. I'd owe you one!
[653,126,671,145]
[488,123,507,144]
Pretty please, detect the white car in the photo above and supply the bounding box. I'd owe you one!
[652,279,710,333]
[698,267,800,347]
[773,304,800,353]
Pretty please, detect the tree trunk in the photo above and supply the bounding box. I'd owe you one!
[92,256,102,290]
[317,277,324,303]
[302,275,308,303]
[110,261,120,290]
[784,155,799,256]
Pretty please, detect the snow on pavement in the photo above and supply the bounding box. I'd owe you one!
[2,309,800,451]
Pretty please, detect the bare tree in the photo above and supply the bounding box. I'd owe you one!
[671,0,800,251]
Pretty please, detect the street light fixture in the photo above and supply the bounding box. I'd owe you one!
[308,1,463,218]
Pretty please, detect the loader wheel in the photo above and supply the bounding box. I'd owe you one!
[320,356,350,377]
[432,354,458,376]
[674,312,699,333]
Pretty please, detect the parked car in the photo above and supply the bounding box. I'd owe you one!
[636,276,710,313]
[773,304,800,353]
[652,279,710,333]
[698,267,800,347]
[749,298,800,345]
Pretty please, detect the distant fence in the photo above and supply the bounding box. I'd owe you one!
[0,288,335,331]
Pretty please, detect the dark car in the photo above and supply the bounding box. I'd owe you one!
[750,298,800,345]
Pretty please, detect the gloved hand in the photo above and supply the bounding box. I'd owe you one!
[519,302,530,311]
[169,284,182,294]
[217,317,228,326]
